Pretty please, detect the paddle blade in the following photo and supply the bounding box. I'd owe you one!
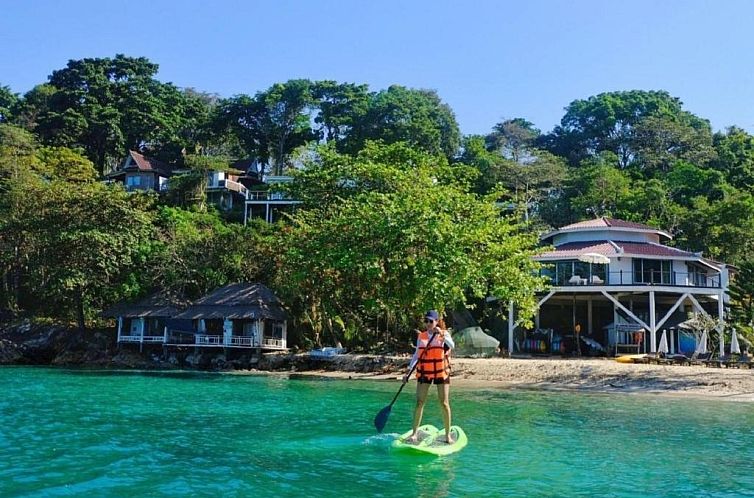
[374,405,392,433]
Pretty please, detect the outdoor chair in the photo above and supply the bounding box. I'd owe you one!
[568,275,587,285]
[663,353,692,366]
[590,275,604,284]
[735,355,753,369]
[689,352,713,366]
[702,354,735,368]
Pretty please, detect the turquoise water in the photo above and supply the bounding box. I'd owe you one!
[1,367,754,497]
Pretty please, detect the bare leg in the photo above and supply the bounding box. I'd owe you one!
[407,382,430,442]
[437,382,453,443]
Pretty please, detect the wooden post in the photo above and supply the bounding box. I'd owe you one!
[117,317,122,343]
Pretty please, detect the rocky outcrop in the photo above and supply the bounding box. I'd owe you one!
[0,320,117,366]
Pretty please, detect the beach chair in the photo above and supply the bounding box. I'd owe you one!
[663,353,692,366]
[735,355,753,369]
[687,351,711,366]
[702,354,734,368]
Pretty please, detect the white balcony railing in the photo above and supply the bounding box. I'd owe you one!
[192,334,285,349]
[263,338,286,349]
[118,335,166,343]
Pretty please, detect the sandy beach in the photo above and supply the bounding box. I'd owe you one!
[266,355,754,402]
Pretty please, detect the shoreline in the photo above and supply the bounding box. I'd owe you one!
[230,356,754,403]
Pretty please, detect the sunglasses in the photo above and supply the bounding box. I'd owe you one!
[424,318,436,324]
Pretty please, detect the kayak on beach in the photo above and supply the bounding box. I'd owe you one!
[392,424,468,456]
[615,354,646,363]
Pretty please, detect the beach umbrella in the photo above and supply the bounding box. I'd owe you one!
[578,253,611,265]
[657,329,669,354]
[731,328,741,355]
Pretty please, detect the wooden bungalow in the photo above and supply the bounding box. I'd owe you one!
[106,150,178,192]
[103,293,191,348]
[172,283,288,350]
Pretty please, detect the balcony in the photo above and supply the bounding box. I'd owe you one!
[542,270,721,288]
[246,191,293,202]
[118,335,166,343]
[187,334,287,349]
[206,179,249,198]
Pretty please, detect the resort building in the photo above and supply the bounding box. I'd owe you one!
[172,283,288,350]
[106,150,177,192]
[107,283,288,352]
[512,218,732,356]
[242,174,300,224]
[204,169,249,212]
[103,293,191,350]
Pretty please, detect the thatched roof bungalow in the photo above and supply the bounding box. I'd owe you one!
[103,293,191,345]
[174,283,288,350]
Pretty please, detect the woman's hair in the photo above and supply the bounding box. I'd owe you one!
[437,318,447,330]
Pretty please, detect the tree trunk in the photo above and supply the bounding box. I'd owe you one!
[76,289,86,332]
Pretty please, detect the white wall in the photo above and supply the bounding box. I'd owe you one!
[554,230,660,246]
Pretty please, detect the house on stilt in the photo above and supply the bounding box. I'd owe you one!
[507,218,733,356]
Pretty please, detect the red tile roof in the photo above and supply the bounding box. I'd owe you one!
[126,150,173,176]
[559,217,661,232]
[541,217,672,242]
[536,240,698,259]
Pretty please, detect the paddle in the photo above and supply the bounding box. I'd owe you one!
[374,330,439,433]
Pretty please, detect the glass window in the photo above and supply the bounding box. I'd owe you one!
[555,261,574,285]
[633,259,672,284]
[539,264,555,284]
[272,322,284,339]
[126,175,141,187]
[574,261,590,280]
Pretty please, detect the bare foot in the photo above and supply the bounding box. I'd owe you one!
[445,434,455,444]
[404,433,419,444]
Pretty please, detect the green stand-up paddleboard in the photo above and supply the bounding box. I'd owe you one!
[392,424,468,456]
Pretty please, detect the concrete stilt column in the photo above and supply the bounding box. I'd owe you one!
[649,291,656,353]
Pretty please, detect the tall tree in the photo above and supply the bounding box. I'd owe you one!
[275,142,545,346]
[0,85,18,123]
[485,118,540,163]
[630,115,715,174]
[216,79,317,175]
[32,55,203,172]
[350,85,461,159]
[729,260,754,342]
[311,81,370,148]
[711,127,754,190]
[542,90,707,169]
[4,182,156,328]
[148,207,275,299]
[566,154,632,219]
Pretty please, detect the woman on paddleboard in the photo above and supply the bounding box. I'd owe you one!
[404,310,455,444]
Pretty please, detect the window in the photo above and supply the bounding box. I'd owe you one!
[126,175,141,187]
[633,259,671,284]
[272,322,284,339]
[687,263,712,287]
[551,260,608,285]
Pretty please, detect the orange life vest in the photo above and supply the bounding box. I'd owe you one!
[416,331,450,380]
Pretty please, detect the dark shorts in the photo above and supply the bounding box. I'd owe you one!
[418,376,450,385]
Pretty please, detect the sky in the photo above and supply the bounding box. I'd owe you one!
[2,0,754,135]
